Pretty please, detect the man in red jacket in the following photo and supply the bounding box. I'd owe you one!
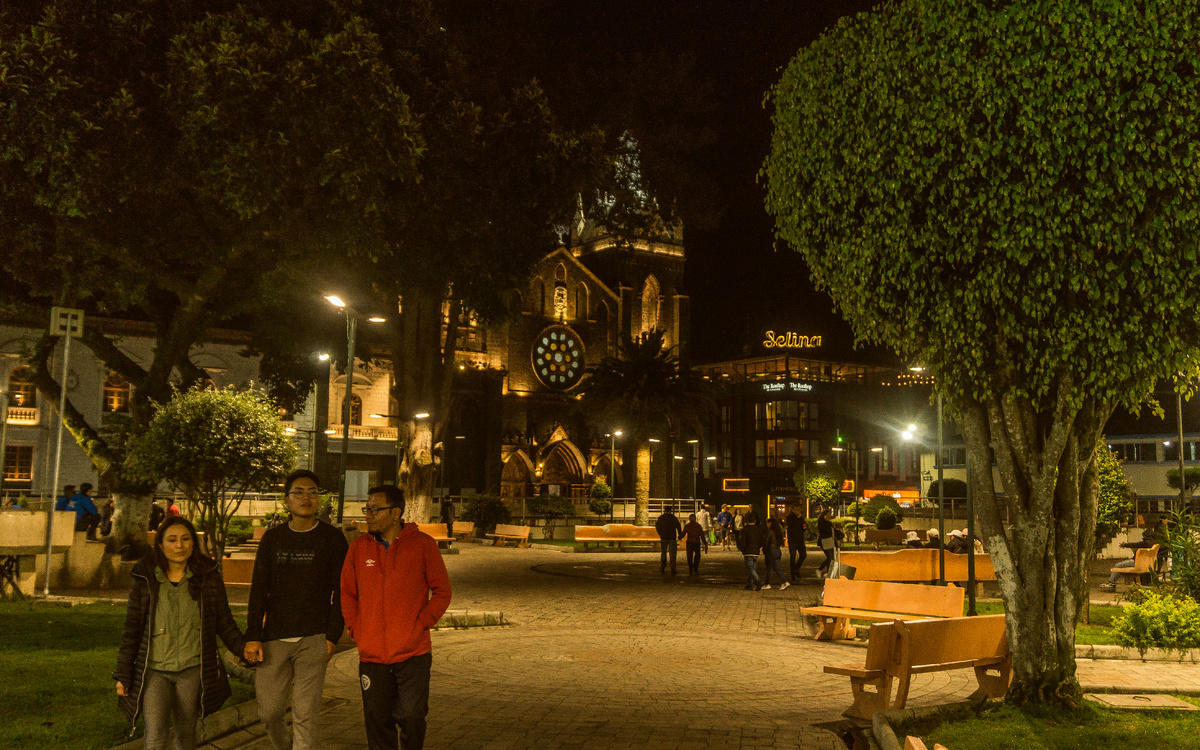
[342,485,452,750]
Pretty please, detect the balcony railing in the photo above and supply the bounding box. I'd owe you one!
[327,424,398,440]
[5,406,37,425]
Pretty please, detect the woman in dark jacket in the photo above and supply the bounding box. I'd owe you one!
[114,516,246,749]
[761,509,789,590]
[816,508,837,578]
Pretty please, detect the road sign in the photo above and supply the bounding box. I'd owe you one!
[49,307,84,338]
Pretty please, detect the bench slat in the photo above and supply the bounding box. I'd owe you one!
[801,606,929,622]
[823,664,886,679]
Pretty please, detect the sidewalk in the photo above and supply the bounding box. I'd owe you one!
[180,545,1198,750]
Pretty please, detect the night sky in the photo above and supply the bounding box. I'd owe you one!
[442,0,890,364]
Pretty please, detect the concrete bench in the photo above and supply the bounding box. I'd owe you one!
[824,614,1010,720]
[1110,544,1161,588]
[839,548,995,583]
[574,524,682,551]
[800,578,964,640]
[487,523,531,548]
[863,528,925,549]
[0,511,75,596]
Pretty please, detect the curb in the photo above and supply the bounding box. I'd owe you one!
[108,699,265,750]
[1078,644,1200,663]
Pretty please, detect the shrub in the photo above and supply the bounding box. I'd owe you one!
[529,495,574,519]
[587,498,612,516]
[1097,442,1134,533]
[587,480,613,516]
[460,495,512,535]
[226,517,254,545]
[863,494,903,525]
[875,507,899,530]
[1111,591,1200,658]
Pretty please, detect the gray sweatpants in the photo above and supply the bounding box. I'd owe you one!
[257,634,329,750]
[143,666,202,750]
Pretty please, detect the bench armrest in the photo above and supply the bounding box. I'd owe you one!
[824,664,886,679]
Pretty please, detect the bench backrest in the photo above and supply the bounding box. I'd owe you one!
[418,523,451,539]
[493,523,530,538]
[863,620,902,672]
[864,528,911,544]
[575,525,608,540]
[823,578,964,618]
[840,549,996,581]
[894,614,1008,669]
[1133,544,1161,574]
[453,521,474,536]
[221,557,255,585]
[252,526,267,540]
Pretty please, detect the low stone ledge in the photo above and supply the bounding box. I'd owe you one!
[1076,644,1200,663]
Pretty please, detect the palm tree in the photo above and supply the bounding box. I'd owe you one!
[579,330,716,525]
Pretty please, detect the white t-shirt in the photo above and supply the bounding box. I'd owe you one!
[696,509,712,531]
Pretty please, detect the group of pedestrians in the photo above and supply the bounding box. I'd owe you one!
[114,469,452,750]
[54,482,107,539]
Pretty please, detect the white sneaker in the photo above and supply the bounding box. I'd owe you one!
[761,584,772,590]
[780,582,791,590]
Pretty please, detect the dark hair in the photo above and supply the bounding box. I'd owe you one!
[63,485,75,495]
[283,469,321,496]
[368,485,406,514]
[154,516,210,600]
[80,482,93,494]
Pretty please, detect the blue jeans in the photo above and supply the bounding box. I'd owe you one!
[744,555,760,587]
[765,548,786,585]
[1108,558,1134,584]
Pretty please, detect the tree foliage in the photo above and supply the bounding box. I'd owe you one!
[794,458,846,509]
[763,0,1200,706]
[1097,443,1133,533]
[863,494,905,526]
[126,386,297,561]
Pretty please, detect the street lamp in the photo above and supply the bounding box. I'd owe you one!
[605,430,622,522]
[687,439,699,510]
[648,438,660,511]
[325,295,385,524]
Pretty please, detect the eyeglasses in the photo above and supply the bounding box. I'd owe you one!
[363,505,397,516]
[288,489,321,498]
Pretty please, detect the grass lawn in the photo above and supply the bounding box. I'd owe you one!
[904,697,1200,750]
[0,598,254,750]
[971,601,1123,646]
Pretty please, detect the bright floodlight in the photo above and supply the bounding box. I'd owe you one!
[648,438,661,443]
[901,430,914,441]
[815,459,826,464]
[325,295,346,308]
[687,439,699,444]
[870,447,884,452]
[707,455,717,461]
[831,446,844,451]
[414,412,430,419]
[317,353,330,361]
[367,317,386,323]
[284,427,297,434]
[909,365,924,372]
[907,424,917,431]
[324,428,336,435]
[369,413,385,419]
[614,430,623,436]
[674,455,684,460]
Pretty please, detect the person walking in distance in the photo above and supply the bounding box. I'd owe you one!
[681,513,707,576]
[816,508,837,578]
[716,505,733,549]
[655,505,683,576]
[244,470,349,750]
[739,509,764,590]
[785,504,808,582]
[696,504,713,546]
[732,508,746,548]
[440,496,456,538]
[761,509,789,590]
[342,485,451,750]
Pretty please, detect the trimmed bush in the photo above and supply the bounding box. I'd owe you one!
[862,494,904,525]
[226,517,254,545]
[875,507,899,530]
[1112,591,1200,658]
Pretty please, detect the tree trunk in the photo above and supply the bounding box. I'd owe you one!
[635,442,651,525]
[109,491,153,560]
[402,416,438,524]
[960,389,1111,707]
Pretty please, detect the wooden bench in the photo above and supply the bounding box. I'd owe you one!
[487,523,531,548]
[417,523,454,547]
[824,614,1010,719]
[221,557,256,586]
[1110,544,1161,587]
[448,520,475,541]
[864,528,925,549]
[574,524,685,551]
[800,578,964,640]
[839,549,995,582]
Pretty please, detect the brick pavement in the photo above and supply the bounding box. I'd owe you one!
[192,544,1200,750]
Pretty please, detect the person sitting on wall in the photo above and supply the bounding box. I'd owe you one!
[55,485,76,511]
[924,527,942,550]
[71,483,102,540]
[904,530,923,549]
[945,529,968,554]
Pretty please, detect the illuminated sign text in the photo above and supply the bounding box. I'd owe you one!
[763,331,822,349]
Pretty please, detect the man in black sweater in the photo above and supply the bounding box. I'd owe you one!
[655,506,683,576]
[244,470,349,750]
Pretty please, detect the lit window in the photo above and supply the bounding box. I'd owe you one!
[103,372,131,413]
[3,445,32,482]
[7,366,35,408]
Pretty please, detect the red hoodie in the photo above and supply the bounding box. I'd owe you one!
[341,522,452,664]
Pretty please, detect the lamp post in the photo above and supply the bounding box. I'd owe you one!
[648,438,660,514]
[44,307,83,596]
[687,439,699,512]
[605,430,622,523]
[0,388,9,499]
[325,295,385,524]
[902,398,945,585]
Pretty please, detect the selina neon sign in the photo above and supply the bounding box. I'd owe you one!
[763,331,822,349]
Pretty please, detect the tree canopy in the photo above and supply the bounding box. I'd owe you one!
[763,0,1200,706]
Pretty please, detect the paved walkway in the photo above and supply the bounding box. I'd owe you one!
[189,545,1200,750]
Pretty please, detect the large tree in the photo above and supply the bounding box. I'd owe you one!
[763,0,1200,705]
[0,1,419,554]
[580,330,715,525]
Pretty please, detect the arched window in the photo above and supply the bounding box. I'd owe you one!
[349,394,362,425]
[102,372,131,413]
[576,283,589,321]
[554,263,567,282]
[641,275,660,333]
[7,366,35,408]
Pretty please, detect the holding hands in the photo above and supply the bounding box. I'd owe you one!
[244,641,264,664]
